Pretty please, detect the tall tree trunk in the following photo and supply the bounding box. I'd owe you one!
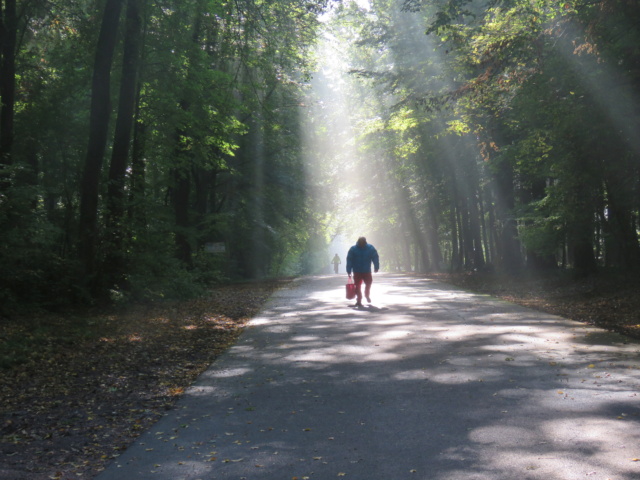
[426,198,443,271]
[104,0,143,288]
[0,0,16,175]
[128,88,146,233]
[478,189,491,266]
[467,192,485,270]
[602,166,640,269]
[402,232,412,271]
[566,182,597,276]
[128,2,149,237]
[193,166,213,250]
[173,165,192,266]
[459,198,471,268]
[524,178,557,270]
[449,198,460,272]
[169,2,212,268]
[398,185,429,272]
[171,97,193,267]
[487,198,498,267]
[78,0,124,283]
[492,159,522,273]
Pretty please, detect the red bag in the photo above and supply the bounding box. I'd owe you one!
[346,276,356,300]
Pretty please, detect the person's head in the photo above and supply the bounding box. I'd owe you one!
[357,237,367,247]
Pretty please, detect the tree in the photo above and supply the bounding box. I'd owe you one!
[104,0,144,288]
[78,0,124,284]
[322,0,640,275]
[0,0,17,174]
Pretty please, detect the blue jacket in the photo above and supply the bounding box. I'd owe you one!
[346,243,379,274]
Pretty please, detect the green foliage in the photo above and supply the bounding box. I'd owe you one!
[320,0,640,274]
[120,249,210,303]
[0,174,80,314]
[0,0,328,312]
[517,200,564,257]
[2,0,640,313]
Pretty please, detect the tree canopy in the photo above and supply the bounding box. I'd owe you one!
[316,0,640,276]
[1,0,639,311]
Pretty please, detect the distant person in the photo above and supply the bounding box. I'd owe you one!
[346,237,379,307]
[331,253,341,274]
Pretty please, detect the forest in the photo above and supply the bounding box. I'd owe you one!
[1,0,639,311]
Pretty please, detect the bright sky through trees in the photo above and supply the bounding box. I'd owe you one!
[307,0,444,264]
[304,41,387,265]
[304,31,375,248]
[303,0,640,274]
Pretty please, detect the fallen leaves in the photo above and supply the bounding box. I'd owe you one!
[0,280,289,479]
[428,272,640,339]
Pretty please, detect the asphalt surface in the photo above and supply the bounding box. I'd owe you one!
[95,273,640,480]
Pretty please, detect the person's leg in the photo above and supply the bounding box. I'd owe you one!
[353,272,364,305]
[362,273,373,302]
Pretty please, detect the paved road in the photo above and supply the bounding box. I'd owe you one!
[96,274,640,480]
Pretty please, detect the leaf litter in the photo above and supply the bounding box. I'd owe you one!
[3,272,640,479]
[426,272,640,339]
[0,279,290,480]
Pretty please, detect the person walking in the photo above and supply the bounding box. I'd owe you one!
[331,253,341,274]
[346,237,379,307]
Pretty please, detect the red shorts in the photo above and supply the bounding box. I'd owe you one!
[352,272,373,302]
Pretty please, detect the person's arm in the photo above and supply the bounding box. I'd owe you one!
[346,249,353,275]
[372,247,380,273]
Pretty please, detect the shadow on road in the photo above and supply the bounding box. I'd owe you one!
[96,273,640,480]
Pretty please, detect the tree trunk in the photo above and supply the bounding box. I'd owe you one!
[426,198,443,271]
[487,198,498,266]
[104,0,143,288]
[460,198,473,269]
[449,198,460,272]
[401,229,412,271]
[127,3,149,235]
[0,0,16,174]
[398,185,429,272]
[128,88,147,233]
[78,0,124,282]
[478,188,491,266]
[492,159,522,273]
[173,166,192,266]
[603,174,640,269]
[566,185,597,276]
[468,192,485,270]
[171,96,193,267]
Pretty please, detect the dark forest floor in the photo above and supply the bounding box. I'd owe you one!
[427,270,640,340]
[1,272,639,480]
[0,280,289,480]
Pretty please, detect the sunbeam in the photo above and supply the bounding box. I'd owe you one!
[302,14,386,267]
[304,1,456,272]
[553,21,640,156]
